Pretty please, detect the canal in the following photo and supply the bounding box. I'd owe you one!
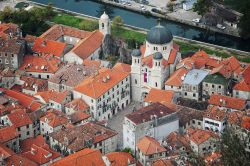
[32,0,250,52]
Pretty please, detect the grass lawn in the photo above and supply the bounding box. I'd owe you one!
[50,13,250,62]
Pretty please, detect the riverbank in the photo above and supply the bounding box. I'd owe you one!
[95,0,240,38]
[27,1,250,61]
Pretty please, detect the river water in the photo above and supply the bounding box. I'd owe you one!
[31,0,250,52]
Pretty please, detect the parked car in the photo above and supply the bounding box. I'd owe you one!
[217,24,226,30]
[192,18,200,23]
[127,2,131,6]
[141,0,149,5]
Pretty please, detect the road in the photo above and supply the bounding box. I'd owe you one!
[107,101,143,150]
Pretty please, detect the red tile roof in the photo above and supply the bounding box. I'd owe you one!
[2,88,42,111]
[65,98,89,112]
[105,152,135,166]
[51,148,105,166]
[0,126,18,143]
[204,106,227,121]
[168,49,178,64]
[137,136,166,155]
[72,30,103,60]
[40,109,68,128]
[233,80,250,92]
[191,50,210,69]
[165,68,189,86]
[218,56,243,78]
[74,66,129,99]
[22,143,60,165]
[19,54,63,74]
[144,88,174,105]
[70,111,91,124]
[227,111,244,126]
[8,109,33,128]
[6,154,38,166]
[126,103,176,125]
[113,62,131,73]
[35,90,70,104]
[208,94,246,110]
[242,65,250,84]
[20,135,46,153]
[241,116,250,131]
[142,55,168,68]
[152,159,174,166]
[0,144,14,159]
[83,59,101,69]
[187,128,218,145]
[33,38,66,57]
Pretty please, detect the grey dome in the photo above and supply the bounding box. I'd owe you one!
[131,49,141,57]
[146,24,173,44]
[153,52,163,60]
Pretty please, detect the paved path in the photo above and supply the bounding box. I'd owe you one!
[107,101,143,150]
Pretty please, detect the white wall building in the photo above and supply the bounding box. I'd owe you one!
[123,103,179,154]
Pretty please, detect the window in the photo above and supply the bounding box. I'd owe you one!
[18,127,20,131]
[102,23,104,28]
[47,75,49,79]
[135,79,137,84]
[192,120,195,124]
[11,54,14,57]
[185,92,187,96]
[212,84,215,88]
[26,124,29,129]
[193,93,196,97]
[198,122,201,125]
[27,131,30,136]
[218,85,221,89]
[155,82,158,87]
[0,59,1,63]
[5,59,9,64]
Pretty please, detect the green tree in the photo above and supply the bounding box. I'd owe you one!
[193,0,212,17]
[221,127,250,166]
[79,20,98,31]
[122,147,133,155]
[112,16,124,31]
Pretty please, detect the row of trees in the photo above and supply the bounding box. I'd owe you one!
[0,4,55,36]
[193,0,250,39]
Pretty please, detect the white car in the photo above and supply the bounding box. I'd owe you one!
[127,2,131,6]
[192,18,200,23]
[141,7,146,10]
[217,24,226,30]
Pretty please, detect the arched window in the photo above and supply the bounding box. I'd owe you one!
[155,82,158,87]
[102,23,104,29]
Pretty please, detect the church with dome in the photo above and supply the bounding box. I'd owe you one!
[131,23,181,101]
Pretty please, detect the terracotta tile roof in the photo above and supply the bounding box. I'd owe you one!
[113,62,131,73]
[126,103,176,125]
[20,135,49,153]
[74,66,129,99]
[21,76,48,92]
[176,57,194,70]
[35,90,70,104]
[49,122,117,152]
[165,68,189,86]
[0,38,25,54]
[187,128,218,145]
[50,148,105,166]
[204,152,221,164]
[48,63,97,88]
[218,56,243,78]
[0,23,19,39]
[233,80,250,92]
[191,50,210,69]
[152,159,174,166]
[71,30,103,60]
[105,152,135,166]
[2,88,42,111]
[227,111,244,126]
[65,98,89,112]
[22,143,60,165]
[241,115,250,131]
[40,24,91,41]
[69,111,91,124]
[168,49,178,64]
[8,109,33,128]
[83,59,101,69]
[144,88,174,105]
[0,103,23,117]
[33,37,66,57]
[25,35,37,43]
[19,54,63,74]
[40,109,68,128]
[242,65,250,84]
[173,43,180,51]
[6,154,38,166]
[137,136,166,155]
[204,106,227,121]
[0,144,14,159]
[0,126,18,143]
[165,131,190,155]
[142,55,168,68]
[208,94,246,110]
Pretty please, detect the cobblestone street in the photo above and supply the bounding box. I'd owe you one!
[107,101,142,150]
